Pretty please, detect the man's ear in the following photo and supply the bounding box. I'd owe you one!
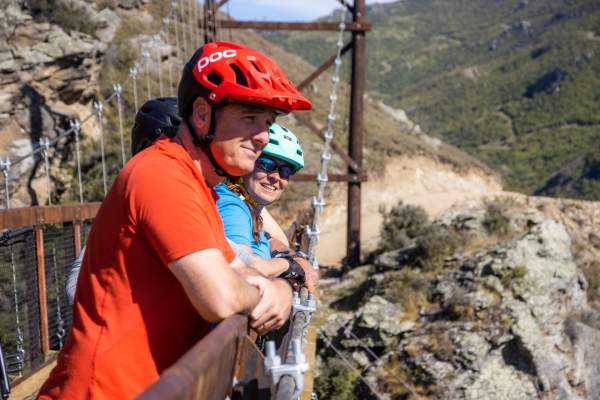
[190,97,211,134]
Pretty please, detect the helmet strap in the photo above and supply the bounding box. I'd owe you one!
[227,177,263,209]
[186,104,237,179]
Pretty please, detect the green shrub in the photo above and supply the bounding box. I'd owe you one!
[415,225,463,272]
[315,358,360,400]
[500,265,528,288]
[27,0,102,35]
[483,203,511,237]
[378,201,429,253]
[383,269,430,318]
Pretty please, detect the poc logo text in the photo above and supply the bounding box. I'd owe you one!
[197,50,237,72]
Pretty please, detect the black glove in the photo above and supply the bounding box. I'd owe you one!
[272,251,306,286]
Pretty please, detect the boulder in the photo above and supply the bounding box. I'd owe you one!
[355,295,408,337]
[373,245,417,271]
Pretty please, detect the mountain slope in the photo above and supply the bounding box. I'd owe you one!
[264,0,600,199]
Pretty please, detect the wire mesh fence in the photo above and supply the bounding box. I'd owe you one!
[0,227,41,376]
[0,220,92,379]
[43,224,75,351]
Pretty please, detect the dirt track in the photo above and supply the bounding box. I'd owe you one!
[315,155,504,265]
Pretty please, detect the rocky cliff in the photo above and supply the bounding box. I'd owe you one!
[317,201,600,399]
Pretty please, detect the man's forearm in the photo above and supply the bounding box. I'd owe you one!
[170,250,261,322]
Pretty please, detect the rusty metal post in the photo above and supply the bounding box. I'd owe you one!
[35,226,49,355]
[73,223,82,258]
[346,0,366,266]
[204,0,217,43]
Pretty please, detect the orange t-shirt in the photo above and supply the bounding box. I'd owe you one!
[38,138,235,399]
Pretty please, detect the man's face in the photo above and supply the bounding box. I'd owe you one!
[211,104,276,176]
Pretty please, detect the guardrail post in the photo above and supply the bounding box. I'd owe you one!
[73,222,82,258]
[35,225,49,355]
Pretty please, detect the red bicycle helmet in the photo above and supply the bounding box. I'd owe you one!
[177,41,312,117]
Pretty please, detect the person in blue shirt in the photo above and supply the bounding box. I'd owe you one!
[214,123,314,286]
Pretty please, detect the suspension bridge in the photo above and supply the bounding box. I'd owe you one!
[0,1,372,398]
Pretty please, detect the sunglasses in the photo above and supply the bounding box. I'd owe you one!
[255,156,296,180]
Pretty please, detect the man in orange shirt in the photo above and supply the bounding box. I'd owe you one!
[38,41,312,399]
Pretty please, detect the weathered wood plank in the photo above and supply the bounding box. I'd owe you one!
[137,315,248,400]
[0,203,101,229]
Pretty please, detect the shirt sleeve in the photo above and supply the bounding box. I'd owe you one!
[130,158,232,265]
[216,192,255,249]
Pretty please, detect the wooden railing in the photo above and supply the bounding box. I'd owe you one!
[138,315,266,399]
[1,204,316,398]
[0,203,101,358]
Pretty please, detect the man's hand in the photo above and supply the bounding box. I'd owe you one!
[246,276,293,335]
[293,256,319,292]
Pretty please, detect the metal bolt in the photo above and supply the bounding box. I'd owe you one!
[291,339,306,364]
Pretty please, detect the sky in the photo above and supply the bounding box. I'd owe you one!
[222,0,398,22]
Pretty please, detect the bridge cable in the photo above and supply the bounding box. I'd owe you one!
[113,84,127,166]
[154,35,164,98]
[180,1,189,57]
[1,158,10,209]
[40,137,52,205]
[129,66,139,112]
[163,17,175,96]
[171,1,182,65]
[317,329,384,400]
[187,0,195,51]
[306,10,347,269]
[51,246,66,348]
[226,1,232,42]
[334,319,419,397]
[9,246,25,376]
[69,120,84,203]
[143,50,152,99]
[212,0,219,42]
[93,102,108,196]
[193,0,200,49]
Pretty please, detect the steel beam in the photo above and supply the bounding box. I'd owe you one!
[217,20,370,32]
[293,113,360,173]
[347,0,366,266]
[292,174,367,183]
[215,0,230,9]
[297,41,352,91]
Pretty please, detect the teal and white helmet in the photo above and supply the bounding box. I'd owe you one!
[262,124,304,171]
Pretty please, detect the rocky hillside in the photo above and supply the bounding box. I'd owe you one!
[0,0,494,208]
[317,199,600,399]
[264,0,600,200]
[0,0,171,206]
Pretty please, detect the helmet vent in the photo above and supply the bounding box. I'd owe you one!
[207,72,223,86]
[229,63,249,87]
[251,61,263,72]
